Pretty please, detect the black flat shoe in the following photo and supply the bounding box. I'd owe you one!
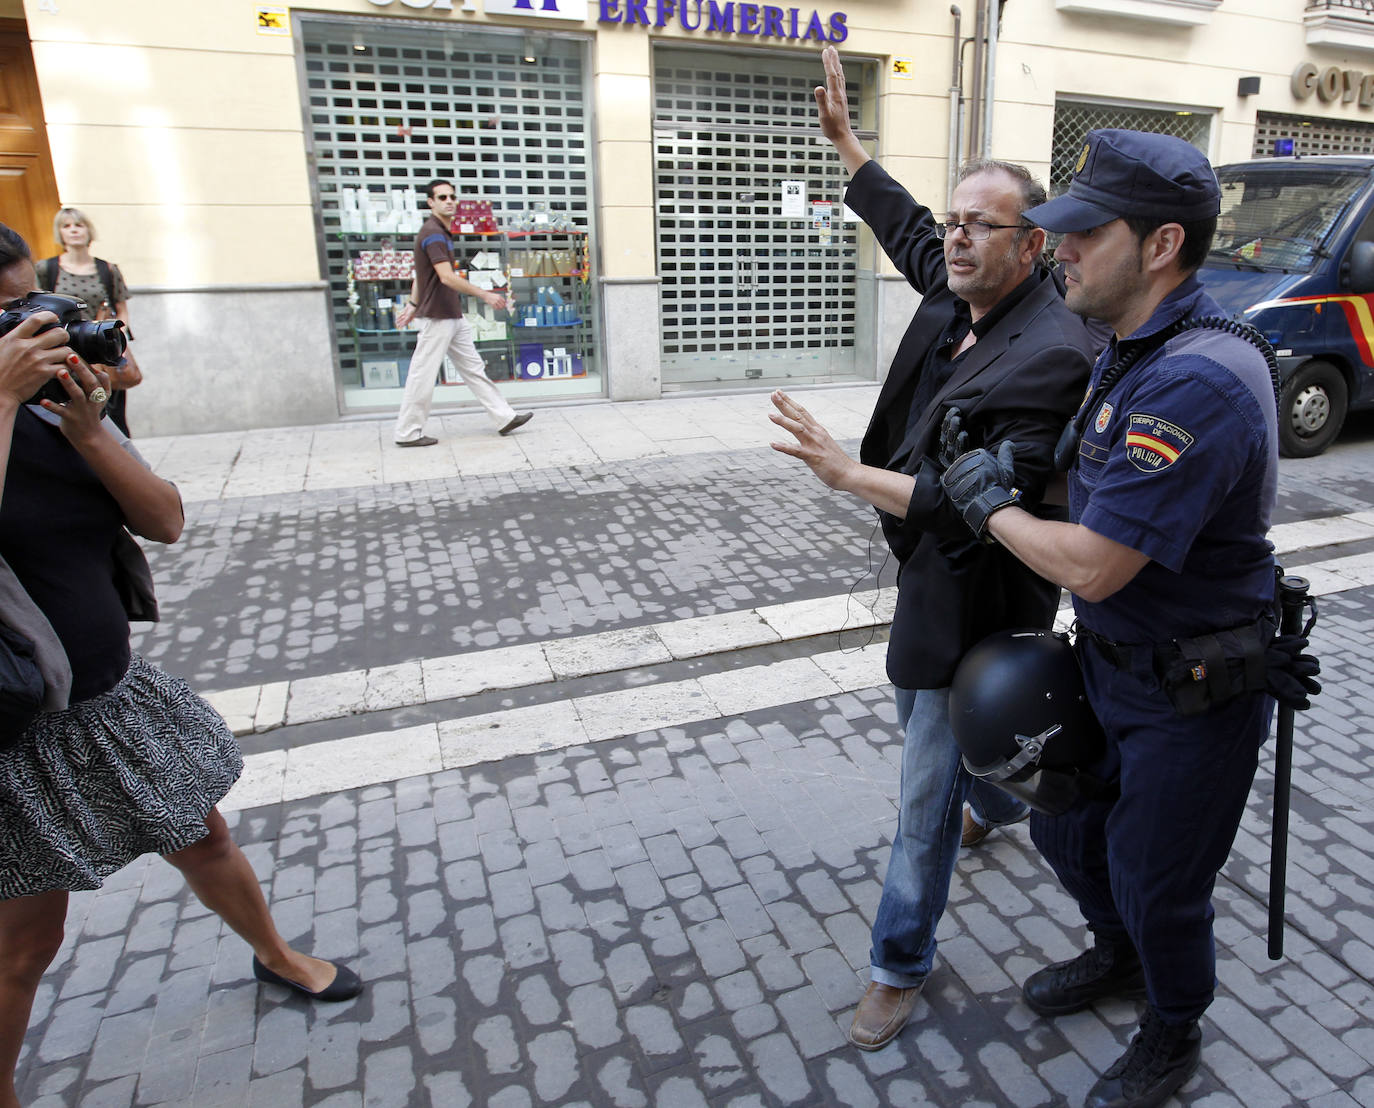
[252,955,363,1002]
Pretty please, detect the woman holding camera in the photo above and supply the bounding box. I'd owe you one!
[35,208,139,436]
[0,224,361,1108]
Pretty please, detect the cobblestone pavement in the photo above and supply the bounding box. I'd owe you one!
[128,448,899,690]
[13,392,1374,1107]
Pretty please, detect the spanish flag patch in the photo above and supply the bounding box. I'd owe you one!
[1124,412,1194,473]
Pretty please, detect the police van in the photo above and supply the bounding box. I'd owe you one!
[1202,155,1374,456]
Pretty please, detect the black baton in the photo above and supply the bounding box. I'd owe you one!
[1268,574,1310,961]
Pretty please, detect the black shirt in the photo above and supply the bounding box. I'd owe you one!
[908,271,1044,436]
[1,407,131,700]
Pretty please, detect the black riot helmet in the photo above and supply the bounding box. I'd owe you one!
[949,629,1106,816]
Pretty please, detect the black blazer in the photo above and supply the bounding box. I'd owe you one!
[845,160,1101,688]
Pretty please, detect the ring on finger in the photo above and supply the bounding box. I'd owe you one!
[87,386,109,404]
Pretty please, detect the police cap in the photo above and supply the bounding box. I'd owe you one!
[1024,129,1221,233]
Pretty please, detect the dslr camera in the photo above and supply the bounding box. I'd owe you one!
[0,291,128,406]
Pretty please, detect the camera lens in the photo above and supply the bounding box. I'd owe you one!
[65,319,128,367]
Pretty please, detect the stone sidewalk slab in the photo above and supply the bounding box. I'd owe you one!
[201,588,896,737]
[134,387,882,505]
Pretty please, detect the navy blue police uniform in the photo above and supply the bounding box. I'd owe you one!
[938,125,1295,1106]
[1031,271,1279,1022]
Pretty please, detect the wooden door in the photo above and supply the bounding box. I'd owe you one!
[0,22,60,259]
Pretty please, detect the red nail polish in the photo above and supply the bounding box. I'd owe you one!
[67,354,80,365]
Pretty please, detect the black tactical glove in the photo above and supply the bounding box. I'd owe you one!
[937,406,969,469]
[941,440,1022,539]
[1265,632,1321,710]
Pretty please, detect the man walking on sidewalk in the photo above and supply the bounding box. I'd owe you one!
[769,45,1098,1053]
[393,179,532,447]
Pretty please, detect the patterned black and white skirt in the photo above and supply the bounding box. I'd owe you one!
[0,654,244,900]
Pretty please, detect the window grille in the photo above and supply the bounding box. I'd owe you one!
[652,49,869,384]
[1253,111,1374,157]
[1051,100,1212,194]
[299,20,590,387]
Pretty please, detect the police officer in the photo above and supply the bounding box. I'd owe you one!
[940,130,1279,1108]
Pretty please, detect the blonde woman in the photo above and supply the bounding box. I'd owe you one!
[36,208,140,436]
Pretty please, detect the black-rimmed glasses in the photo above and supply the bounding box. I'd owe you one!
[934,220,1029,241]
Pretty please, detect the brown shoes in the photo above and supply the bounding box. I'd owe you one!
[962,807,993,847]
[499,411,533,435]
[848,981,922,1051]
[961,806,1030,847]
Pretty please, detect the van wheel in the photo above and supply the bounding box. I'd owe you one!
[1279,360,1348,458]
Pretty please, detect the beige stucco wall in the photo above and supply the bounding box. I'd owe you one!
[22,0,311,286]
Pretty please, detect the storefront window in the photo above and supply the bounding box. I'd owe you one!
[299,19,599,411]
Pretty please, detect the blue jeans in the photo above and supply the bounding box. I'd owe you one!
[869,687,1029,988]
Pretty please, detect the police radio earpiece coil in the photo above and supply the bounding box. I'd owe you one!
[1052,317,1280,472]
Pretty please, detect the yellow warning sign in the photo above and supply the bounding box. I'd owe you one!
[892,57,914,80]
[257,6,289,36]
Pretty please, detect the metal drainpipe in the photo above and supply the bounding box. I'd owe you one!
[947,5,963,209]
[980,0,999,158]
[967,0,984,164]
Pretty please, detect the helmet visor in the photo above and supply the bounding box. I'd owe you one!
[962,758,1087,817]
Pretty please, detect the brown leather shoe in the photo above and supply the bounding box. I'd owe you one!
[962,807,992,847]
[961,806,1029,847]
[848,981,922,1051]
[499,411,533,435]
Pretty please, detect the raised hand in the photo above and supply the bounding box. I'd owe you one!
[813,45,851,144]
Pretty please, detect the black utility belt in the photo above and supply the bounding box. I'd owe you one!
[1077,617,1274,717]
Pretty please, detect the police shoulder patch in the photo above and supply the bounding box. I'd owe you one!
[1094,402,1113,433]
[1124,412,1194,472]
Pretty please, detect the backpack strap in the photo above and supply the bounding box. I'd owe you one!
[94,258,118,314]
[37,256,59,292]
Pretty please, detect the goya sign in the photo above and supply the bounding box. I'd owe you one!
[1292,62,1374,109]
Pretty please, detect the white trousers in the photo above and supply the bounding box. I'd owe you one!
[394,315,516,443]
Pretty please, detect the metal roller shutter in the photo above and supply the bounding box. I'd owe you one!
[653,48,872,387]
[299,20,591,390]
[1253,111,1374,157]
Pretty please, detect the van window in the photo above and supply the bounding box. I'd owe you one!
[1212,164,1370,272]
[1354,205,1374,248]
